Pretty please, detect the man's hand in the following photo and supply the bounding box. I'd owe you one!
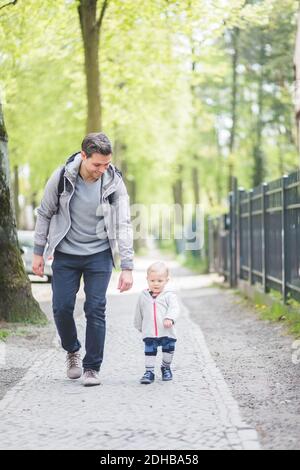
[32,254,45,278]
[118,270,133,293]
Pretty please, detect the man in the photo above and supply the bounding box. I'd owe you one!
[32,133,134,386]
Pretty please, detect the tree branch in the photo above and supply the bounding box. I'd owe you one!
[96,0,109,31]
[0,0,18,12]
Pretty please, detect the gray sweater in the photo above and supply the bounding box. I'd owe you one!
[134,288,180,340]
[56,174,110,255]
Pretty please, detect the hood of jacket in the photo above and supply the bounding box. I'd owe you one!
[140,288,177,302]
[64,153,122,195]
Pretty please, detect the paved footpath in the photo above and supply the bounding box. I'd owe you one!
[0,257,260,450]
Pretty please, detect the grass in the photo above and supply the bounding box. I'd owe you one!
[134,246,149,257]
[179,253,209,274]
[156,240,209,274]
[156,240,176,256]
[210,279,300,338]
[0,329,11,342]
[3,307,49,325]
[244,290,300,338]
[15,317,48,327]
[0,322,48,342]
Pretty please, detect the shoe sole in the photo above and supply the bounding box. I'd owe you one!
[83,382,101,387]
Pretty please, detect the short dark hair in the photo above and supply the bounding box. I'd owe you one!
[81,132,112,157]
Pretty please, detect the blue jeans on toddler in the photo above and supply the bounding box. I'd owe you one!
[143,337,176,356]
[143,337,176,372]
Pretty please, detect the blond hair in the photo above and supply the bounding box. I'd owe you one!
[147,262,169,277]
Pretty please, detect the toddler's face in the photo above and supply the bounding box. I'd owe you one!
[147,271,169,295]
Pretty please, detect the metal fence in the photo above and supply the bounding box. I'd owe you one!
[208,170,300,303]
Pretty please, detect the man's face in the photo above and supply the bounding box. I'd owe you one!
[81,151,112,179]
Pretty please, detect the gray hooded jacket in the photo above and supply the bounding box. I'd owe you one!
[134,288,180,340]
[34,153,134,270]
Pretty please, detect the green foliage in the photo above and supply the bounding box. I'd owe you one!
[0,0,298,217]
[0,329,10,341]
[0,323,48,341]
[253,294,300,338]
[180,251,209,274]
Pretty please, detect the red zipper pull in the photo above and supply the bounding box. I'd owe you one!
[153,300,158,337]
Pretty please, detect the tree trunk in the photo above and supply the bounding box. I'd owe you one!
[172,168,184,209]
[192,165,200,206]
[78,0,109,133]
[253,34,266,187]
[294,11,300,157]
[13,165,19,227]
[190,41,201,207]
[214,126,223,205]
[228,27,240,192]
[0,102,46,323]
[172,166,184,254]
[112,130,123,169]
[120,159,137,204]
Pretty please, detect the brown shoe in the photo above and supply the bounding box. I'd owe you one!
[82,369,101,387]
[66,352,82,379]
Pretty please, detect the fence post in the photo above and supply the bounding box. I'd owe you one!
[229,191,233,286]
[208,216,212,272]
[248,189,253,285]
[281,175,288,303]
[208,217,216,273]
[237,188,245,281]
[233,178,238,286]
[218,216,222,275]
[261,182,268,293]
[229,178,238,288]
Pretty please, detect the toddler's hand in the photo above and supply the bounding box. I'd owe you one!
[164,319,173,328]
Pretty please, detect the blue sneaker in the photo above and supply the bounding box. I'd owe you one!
[161,366,173,381]
[140,371,155,384]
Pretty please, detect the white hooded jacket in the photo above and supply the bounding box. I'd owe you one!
[34,153,134,270]
[134,288,180,340]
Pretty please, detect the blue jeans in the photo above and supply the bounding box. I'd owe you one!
[143,337,177,356]
[52,249,113,372]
